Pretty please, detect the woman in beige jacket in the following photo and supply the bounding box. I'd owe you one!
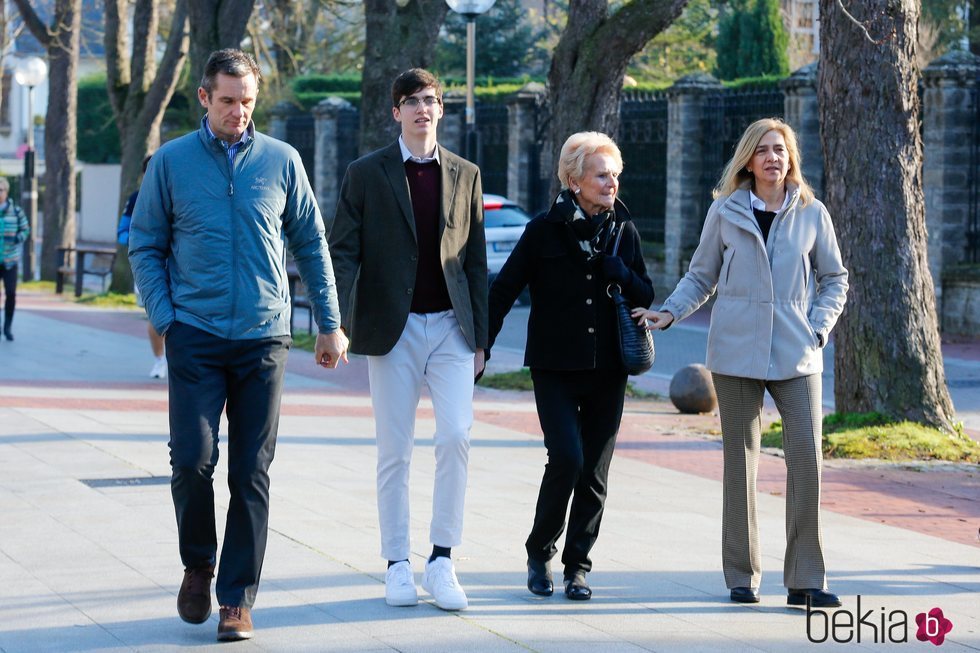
[634,118,848,608]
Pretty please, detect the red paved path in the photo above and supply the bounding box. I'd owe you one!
[10,290,979,549]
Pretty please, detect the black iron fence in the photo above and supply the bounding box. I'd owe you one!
[700,87,785,210]
[281,86,784,242]
[969,69,980,263]
[336,109,360,189]
[476,103,510,197]
[618,91,669,242]
[286,113,316,186]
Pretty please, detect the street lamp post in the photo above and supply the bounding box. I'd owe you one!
[13,56,47,282]
[445,0,496,163]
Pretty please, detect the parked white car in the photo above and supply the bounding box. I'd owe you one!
[484,193,532,284]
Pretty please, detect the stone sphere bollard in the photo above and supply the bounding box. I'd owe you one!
[669,363,717,414]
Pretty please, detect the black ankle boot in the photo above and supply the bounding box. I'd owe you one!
[527,559,553,596]
[563,571,591,600]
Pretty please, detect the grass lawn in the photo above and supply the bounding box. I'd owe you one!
[21,282,138,309]
[20,280,57,292]
[762,412,980,463]
[292,332,317,351]
[76,292,138,308]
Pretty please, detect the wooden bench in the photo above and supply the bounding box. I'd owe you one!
[56,242,117,297]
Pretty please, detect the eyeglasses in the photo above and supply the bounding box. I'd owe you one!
[399,96,441,108]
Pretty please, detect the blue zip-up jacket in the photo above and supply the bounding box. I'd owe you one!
[129,119,340,339]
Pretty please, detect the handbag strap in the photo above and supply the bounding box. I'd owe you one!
[610,221,625,257]
[606,222,627,297]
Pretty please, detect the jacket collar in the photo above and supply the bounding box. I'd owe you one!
[197,116,254,152]
[725,183,800,217]
[381,140,458,241]
[722,183,801,238]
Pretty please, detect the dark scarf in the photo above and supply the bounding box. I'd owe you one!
[550,189,616,258]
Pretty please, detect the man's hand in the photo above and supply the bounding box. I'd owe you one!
[315,329,349,369]
[474,348,486,380]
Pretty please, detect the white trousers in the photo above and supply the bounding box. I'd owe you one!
[367,310,474,561]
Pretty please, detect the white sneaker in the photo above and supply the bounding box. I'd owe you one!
[150,357,167,379]
[384,560,418,607]
[422,557,468,611]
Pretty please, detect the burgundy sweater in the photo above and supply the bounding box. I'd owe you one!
[405,159,452,313]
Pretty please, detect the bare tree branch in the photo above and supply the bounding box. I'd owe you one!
[836,0,896,46]
[10,0,53,47]
[141,0,188,124]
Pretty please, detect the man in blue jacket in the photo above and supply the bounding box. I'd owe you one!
[129,49,348,642]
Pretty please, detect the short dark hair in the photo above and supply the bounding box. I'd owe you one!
[200,49,262,98]
[391,68,443,108]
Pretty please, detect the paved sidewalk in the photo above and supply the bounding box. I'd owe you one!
[0,292,977,652]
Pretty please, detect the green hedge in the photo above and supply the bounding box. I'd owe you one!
[721,74,784,90]
[292,73,362,94]
[77,73,120,163]
[291,74,550,108]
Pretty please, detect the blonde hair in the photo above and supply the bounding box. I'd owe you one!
[557,131,623,189]
[0,177,9,192]
[713,118,813,206]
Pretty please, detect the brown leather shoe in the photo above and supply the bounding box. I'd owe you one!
[217,606,253,641]
[177,565,214,624]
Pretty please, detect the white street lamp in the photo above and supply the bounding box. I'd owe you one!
[445,0,496,162]
[14,56,47,282]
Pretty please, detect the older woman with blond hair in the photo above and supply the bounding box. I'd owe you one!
[488,131,654,601]
[634,118,848,607]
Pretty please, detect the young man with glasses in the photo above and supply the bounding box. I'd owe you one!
[329,68,487,611]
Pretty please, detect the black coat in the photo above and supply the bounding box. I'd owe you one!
[487,197,655,372]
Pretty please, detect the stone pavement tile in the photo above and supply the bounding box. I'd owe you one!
[518,639,667,653]
[0,623,129,653]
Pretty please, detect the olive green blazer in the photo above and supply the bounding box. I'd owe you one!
[328,141,488,356]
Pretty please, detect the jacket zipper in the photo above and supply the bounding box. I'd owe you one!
[226,147,239,338]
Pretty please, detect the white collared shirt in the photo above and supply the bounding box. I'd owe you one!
[748,188,790,212]
[398,135,440,164]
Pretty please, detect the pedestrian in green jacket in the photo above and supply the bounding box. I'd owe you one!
[0,176,29,341]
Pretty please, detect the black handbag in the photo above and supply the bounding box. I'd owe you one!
[606,225,655,376]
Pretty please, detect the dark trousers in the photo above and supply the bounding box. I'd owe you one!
[527,368,627,577]
[165,321,290,609]
[0,262,17,332]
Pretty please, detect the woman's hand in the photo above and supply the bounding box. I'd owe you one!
[631,307,674,330]
[601,255,631,286]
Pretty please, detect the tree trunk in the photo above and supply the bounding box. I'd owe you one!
[185,0,255,123]
[818,0,955,430]
[360,0,448,156]
[106,0,189,293]
[546,0,688,197]
[0,3,10,128]
[12,0,82,281]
